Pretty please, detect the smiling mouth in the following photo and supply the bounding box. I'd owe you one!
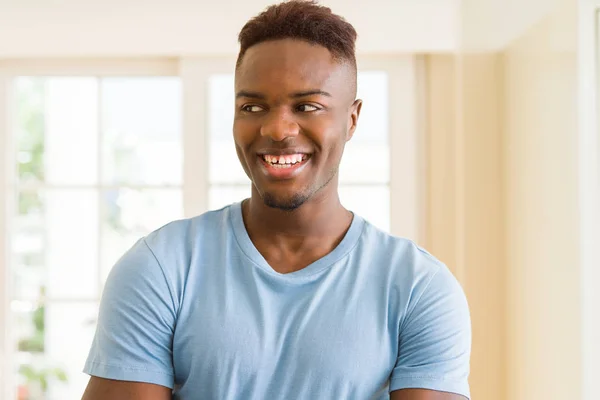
[260,153,311,168]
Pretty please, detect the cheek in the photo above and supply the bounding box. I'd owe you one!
[233,117,258,143]
[329,140,347,169]
[234,143,253,179]
[234,143,245,163]
[233,121,259,162]
[233,120,252,159]
[316,126,347,161]
[233,137,254,165]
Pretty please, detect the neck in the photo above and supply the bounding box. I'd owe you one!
[242,186,352,242]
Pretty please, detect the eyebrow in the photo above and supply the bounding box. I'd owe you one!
[236,91,266,100]
[290,89,332,98]
[235,89,332,99]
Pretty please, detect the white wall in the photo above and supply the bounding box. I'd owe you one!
[0,0,460,57]
[503,1,581,398]
[425,2,582,399]
[0,0,569,56]
[579,2,600,399]
[460,0,563,50]
[425,53,506,400]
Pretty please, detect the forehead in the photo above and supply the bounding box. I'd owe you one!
[235,39,352,97]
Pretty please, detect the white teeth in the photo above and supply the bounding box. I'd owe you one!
[262,153,308,166]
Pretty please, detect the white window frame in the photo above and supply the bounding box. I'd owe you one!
[0,67,15,400]
[0,55,424,399]
[579,2,600,399]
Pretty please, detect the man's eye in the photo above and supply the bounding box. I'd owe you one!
[297,104,319,112]
[242,105,264,113]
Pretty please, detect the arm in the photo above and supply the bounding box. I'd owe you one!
[391,388,468,400]
[82,238,178,398]
[390,263,472,399]
[82,377,171,400]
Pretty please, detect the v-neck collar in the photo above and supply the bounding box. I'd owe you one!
[229,201,365,283]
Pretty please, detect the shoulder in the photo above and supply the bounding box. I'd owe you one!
[111,204,235,296]
[357,221,467,318]
[144,204,232,250]
[142,204,233,263]
[357,221,446,283]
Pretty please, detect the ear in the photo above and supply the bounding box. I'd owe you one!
[345,99,363,142]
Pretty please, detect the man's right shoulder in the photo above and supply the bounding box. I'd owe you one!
[107,204,235,306]
[143,204,234,258]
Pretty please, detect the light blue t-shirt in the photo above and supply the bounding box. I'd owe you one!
[84,202,471,399]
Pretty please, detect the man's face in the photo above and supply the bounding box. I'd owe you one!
[234,39,362,211]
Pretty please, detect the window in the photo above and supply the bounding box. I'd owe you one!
[9,76,183,400]
[207,71,391,232]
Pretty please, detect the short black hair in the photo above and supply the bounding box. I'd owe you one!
[236,0,357,69]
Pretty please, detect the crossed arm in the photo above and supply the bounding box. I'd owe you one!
[82,377,467,400]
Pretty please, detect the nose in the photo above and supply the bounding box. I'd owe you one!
[260,108,300,141]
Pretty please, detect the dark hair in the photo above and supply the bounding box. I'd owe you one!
[236,0,357,69]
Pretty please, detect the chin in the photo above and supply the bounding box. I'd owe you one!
[261,191,310,211]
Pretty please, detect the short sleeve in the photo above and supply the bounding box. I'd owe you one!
[390,265,471,399]
[84,238,177,389]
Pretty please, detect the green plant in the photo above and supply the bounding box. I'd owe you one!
[17,286,69,397]
[18,365,68,394]
[16,78,45,186]
[17,288,45,353]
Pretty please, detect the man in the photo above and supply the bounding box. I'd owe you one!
[82,1,471,399]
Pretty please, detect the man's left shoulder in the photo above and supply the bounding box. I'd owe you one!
[356,222,468,312]
[359,222,446,280]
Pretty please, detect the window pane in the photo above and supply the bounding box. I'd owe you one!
[14,78,45,184]
[12,300,98,400]
[208,74,249,184]
[44,302,98,400]
[12,190,99,301]
[210,139,249,184]
[46,190,99,299]
[339,144,389,184]
[209,74,235,142]
[209,185,251,211]
[12,300,48,400]
[12,192,45,300]
[12,300,44,354]
[339,71,389,184]
[354,71,389,144]
[101,77,182,185]
[14,77,98,185]
[339,185,390,232]
[101,189,183,284]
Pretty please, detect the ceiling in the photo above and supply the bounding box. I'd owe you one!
[0,0,563,58]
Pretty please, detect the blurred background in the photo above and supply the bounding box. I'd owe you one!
[0,0,598,399]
